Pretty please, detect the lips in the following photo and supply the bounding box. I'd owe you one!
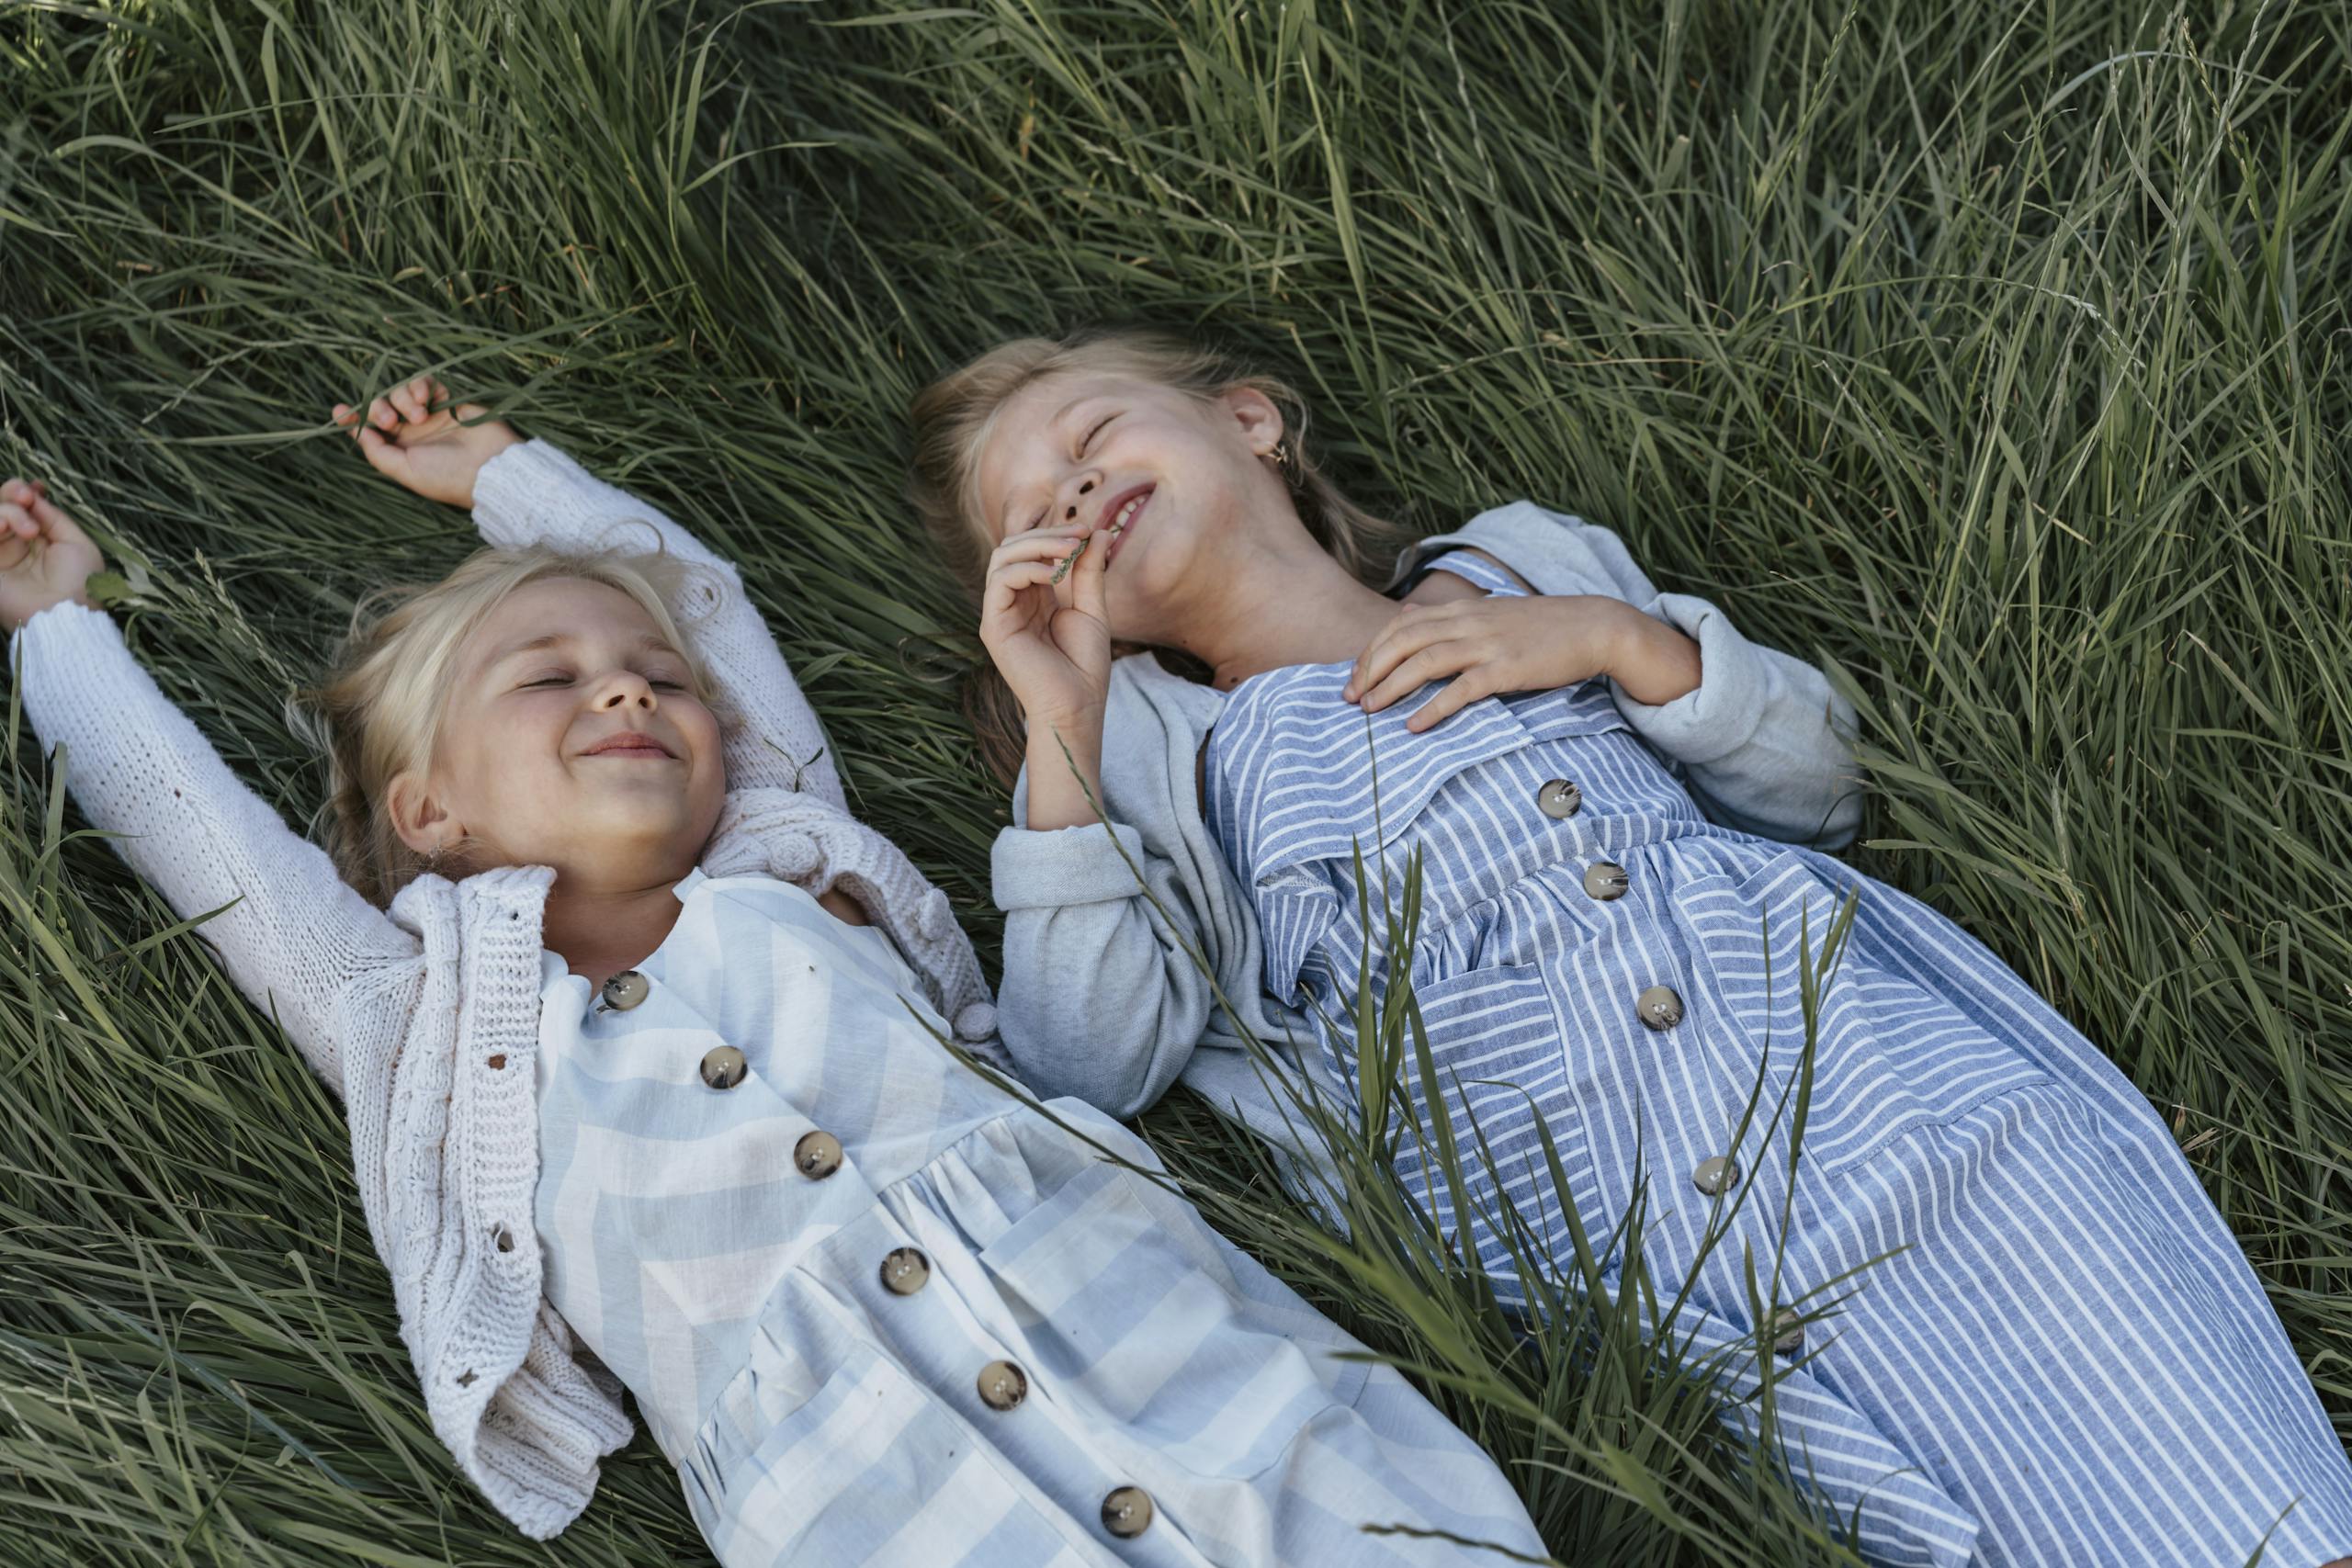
[1098,484,1151,565]
[582,730,674,759]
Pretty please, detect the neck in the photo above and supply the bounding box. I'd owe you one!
[540,867,688,990]
[1165,534,1399,693]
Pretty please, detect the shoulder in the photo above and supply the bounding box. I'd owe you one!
[1397,500,1655,603]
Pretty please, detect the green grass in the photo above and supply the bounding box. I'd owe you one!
[2,0,2347,1562]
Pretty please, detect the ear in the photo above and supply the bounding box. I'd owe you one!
[386,767,460,856]
[1219,386,1286,456]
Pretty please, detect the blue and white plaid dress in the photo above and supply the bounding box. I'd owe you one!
[1204,549,2352,1567]
[531,864,1546,1566]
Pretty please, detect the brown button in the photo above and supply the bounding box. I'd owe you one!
[699,1045,748,1090]
[1101,1485,1154,1538]
[1768,1307,1804,1356]
[880,1247,931,1296]
[600,969,650,1010]
[978,1359,1027,1411]
[1636,985,1684,1030]
[1536,778,1583,819]
[1693,1155,1740,1195]
[794,1129,843,1179]
[1583,861,1630,900]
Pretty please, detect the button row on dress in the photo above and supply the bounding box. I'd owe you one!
[968,1357,1157,1537]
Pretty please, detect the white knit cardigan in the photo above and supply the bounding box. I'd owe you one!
[6,440,1004,1538]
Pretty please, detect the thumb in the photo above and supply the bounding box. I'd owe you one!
[1069,525,1110,621]
[354,423,411,480]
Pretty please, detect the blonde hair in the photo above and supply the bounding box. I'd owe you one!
[288,541,739,908]
[908,326,1411,784]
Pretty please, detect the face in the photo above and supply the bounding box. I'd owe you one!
[389,577,726,889]
[969,370,1289,642]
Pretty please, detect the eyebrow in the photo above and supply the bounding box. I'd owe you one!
[487,629,684,671]
[996,393,1095,537]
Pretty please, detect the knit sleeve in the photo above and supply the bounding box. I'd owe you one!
[469,438,846,812]
[6,602,421,1093]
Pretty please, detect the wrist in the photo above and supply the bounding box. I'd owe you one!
[1602,603,1702,705]
[1025,700,1105,744]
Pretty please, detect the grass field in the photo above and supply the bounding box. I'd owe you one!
[4,1,2349,1562]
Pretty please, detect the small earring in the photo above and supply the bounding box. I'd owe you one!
[1264,440,1295,480]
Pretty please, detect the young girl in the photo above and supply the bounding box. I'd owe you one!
[0,375,1548,1567]
[911,328,2352,1568]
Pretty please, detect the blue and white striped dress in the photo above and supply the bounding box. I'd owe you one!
[1203,550,2352,1568]
[530,864,1546,1565]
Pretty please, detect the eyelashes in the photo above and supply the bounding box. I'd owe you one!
[522,673,687,690]
[1018,412,1120,532]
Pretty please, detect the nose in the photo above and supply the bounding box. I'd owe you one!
[1059,469,1100,523]
[593,669,657,710]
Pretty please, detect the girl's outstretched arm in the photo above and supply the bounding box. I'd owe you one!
[4,484,420,1093]
[336,378,846,812]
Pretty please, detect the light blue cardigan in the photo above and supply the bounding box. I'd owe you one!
[989,502,1865,1172]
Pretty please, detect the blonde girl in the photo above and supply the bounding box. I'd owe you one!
[911,327,2352,1568]
[0,375,1544,1567]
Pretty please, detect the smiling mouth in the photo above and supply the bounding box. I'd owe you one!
[1103,488,1150,563]
[585,746,674,761]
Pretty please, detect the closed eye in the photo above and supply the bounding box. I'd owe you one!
[1079,413,1115,454]
[522,673,689,690]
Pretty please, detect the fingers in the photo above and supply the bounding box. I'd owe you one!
[1067,520,1109,620]
[1344,603,1450,704]
[1405,671,1493,733]
[1355,642,1469,715]
[979,557,1067,637]
[988,522,1092,566]
[333,403,406,477]
[390,377,430,424]
[3,481,85,543]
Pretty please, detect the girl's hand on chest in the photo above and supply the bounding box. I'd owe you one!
[1342,591,1681,733]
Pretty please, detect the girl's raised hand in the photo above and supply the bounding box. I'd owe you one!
[978,521,1114,729]
[333,374,522,508]
[0,478,106,632]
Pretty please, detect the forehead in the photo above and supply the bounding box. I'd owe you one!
[461,578,670,673]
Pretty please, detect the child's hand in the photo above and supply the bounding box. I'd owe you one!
[0,477,106,632]
[1344,593,1691,731]
[979,519,1114,731]
[333,373,522,508]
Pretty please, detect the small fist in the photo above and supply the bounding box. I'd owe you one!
[0,477,107,632]
[333,373,522,508]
